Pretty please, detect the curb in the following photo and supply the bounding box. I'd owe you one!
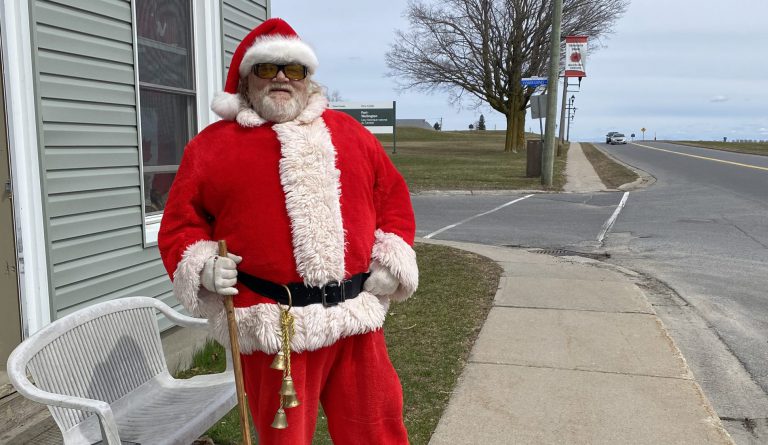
[411,189,553,196]
[590,143,657,191]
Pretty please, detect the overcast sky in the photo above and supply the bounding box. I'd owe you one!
[272,0,768,142]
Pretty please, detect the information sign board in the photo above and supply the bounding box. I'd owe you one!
[329,102,395,134]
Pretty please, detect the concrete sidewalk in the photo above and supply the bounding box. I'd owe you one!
[564,142,606,193]
[423,239,734,445]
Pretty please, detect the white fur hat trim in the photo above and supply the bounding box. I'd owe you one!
[239,35,319,78]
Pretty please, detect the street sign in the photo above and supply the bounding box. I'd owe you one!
[521,77,548,88]
[530,94,547,119]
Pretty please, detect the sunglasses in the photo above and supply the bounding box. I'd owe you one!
[252,63,308,80]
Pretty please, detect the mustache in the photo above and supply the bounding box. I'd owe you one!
[268,85,294,93]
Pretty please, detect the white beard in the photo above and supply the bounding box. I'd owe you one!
[250,86,309,123]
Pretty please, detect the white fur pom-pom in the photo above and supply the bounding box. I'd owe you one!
[211,91,241,120]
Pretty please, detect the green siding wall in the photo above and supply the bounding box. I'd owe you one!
[31,0,171,318]
[30,0,270,323]
[222,0,268,77]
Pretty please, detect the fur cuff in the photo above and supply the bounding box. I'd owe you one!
[371,230,419,302]
[209,292,388,354]
[172,240,224,318]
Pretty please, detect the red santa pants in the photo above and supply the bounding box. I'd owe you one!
[240,329,409,444]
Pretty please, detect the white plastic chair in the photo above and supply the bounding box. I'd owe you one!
[7,296,236,445]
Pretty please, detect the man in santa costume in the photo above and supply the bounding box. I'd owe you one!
[158,18,417,444]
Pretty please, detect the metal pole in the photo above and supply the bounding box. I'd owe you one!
[539,113,544,141]
[392,101,397,154]
[542,0,563,187]
[558,77,568,149]
[566,96,574,141]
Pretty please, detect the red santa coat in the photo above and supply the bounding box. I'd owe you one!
[158,92,418,354]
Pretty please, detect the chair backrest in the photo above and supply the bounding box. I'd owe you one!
[20,297,168,431]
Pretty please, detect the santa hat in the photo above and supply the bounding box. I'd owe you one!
[211,18,319,120]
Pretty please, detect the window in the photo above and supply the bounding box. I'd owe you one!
[135,0,196,215]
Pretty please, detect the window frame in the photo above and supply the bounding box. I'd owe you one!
[131,0,222,247]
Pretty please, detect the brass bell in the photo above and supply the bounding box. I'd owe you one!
[271,408,288,429]
[283,392,300,408]
[280,376,297,396]
[270,351,287,370]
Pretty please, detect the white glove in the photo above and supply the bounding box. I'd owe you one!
[364,261,400,296]
[201,253,242,296]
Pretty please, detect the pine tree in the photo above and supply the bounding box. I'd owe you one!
[478,114,486,131]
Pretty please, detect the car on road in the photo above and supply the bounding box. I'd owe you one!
[606,131,619,143]
[609,133,627,145]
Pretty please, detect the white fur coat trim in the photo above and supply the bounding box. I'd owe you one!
[273,101,345,286]
[239,35,319,78]
[209,292,389,354]
[214,90,327,128]
[371,230,419,302]
[172,240,225,318]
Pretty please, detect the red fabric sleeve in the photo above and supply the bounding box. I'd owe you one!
[371,136,416,245]
[157,140,214,279]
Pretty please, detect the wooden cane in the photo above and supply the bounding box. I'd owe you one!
[218,240,253,445]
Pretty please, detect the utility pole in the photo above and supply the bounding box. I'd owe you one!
[542,0,563,187]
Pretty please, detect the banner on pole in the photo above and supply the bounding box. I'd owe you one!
[565,36,588,78]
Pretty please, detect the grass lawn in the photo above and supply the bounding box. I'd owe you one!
[180,243,502,445]
[581,143,640,189]
[673,141,768,157]
[376,127,569,191]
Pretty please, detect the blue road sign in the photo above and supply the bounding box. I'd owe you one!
[521,77,548,88]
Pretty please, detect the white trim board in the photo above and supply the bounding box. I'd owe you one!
[1,0,51,336]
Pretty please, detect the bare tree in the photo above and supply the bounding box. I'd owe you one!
[327,89,345,102]
[387,0,628,152]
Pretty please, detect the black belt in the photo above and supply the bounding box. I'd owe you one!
[237,272,370,307]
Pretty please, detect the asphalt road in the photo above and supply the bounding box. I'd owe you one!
[412,141,768,443]
[598,142,768,441]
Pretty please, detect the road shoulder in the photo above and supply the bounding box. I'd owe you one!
[590,142,657,190]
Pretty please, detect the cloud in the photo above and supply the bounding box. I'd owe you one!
[710,95,729,103]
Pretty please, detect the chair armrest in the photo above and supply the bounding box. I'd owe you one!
[163,308,209,329]
[8,368,122,444]
[152,299,209,329]
[10,367,111,413]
